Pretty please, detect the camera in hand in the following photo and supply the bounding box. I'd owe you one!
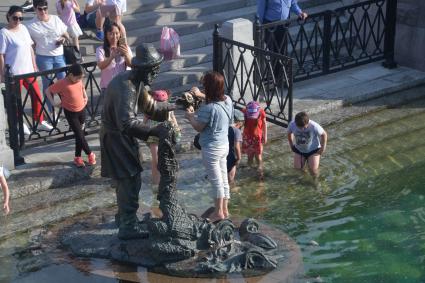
[175,90,202,111]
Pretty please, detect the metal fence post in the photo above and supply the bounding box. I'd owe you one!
[322,10,332,75]
[382,0,398,68]
[4,64,25,165]
[288,58,293,122]
[253,16,263,93]
[213,24,222,73]
[254,16,262,49]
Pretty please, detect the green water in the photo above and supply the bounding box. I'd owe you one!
[226,103,425,282]
[3,101,425,282]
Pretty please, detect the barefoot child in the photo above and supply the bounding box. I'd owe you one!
[287,111,327,177]
[227,109,244,186]
[143,89,180,217]
[242,101,267,179]
[46,63,96,167]
[0,165,10,215]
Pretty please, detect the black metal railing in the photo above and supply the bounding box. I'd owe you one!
[254,0,398,82]
[3,61,102,165]
[213,25,293,127]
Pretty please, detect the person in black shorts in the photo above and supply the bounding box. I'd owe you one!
[287,111,327,177]
[227,109,244,186]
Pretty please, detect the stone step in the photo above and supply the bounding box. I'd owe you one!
[123,0,252,31]
[8,179,109,217]
[126,6,256,47]
[152,61,210,90]
[125,0,207,13]
[125,0,340,14]
[0,184,116,241]
[7,164,100,200]
[160,45,212,73]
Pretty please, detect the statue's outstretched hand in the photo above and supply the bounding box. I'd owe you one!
[166,102,176,112]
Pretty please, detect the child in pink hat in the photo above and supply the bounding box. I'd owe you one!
[242,101,267,179]
[143,89,180,217]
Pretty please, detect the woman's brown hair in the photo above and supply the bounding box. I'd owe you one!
[202,71,225,103]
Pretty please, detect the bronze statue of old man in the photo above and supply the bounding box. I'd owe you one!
[100,43,173,240]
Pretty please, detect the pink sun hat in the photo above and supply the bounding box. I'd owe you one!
[246,101,261,119]
[153,90,169,102]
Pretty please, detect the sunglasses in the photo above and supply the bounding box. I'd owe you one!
[37,7,48,12]
[12,16,24,21]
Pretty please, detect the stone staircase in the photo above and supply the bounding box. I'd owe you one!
[79,0,349,94]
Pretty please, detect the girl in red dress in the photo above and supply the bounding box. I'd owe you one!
[242,101,267,179]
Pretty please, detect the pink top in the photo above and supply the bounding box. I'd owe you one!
[56,0,77,26]
[96,46,132,89]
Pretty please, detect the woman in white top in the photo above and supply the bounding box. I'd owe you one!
[96,22,132,91]
[26,0,70,117]
[0,5,52,132]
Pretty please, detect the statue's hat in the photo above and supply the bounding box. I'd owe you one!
[131,43,164,68]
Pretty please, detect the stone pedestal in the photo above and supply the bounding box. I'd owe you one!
[0,86,14,169]
[221,19,256,102]
[395,0,425,71]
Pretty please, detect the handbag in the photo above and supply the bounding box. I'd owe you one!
[63,40,82,65]
[193,133,201,150]
[160,26,181,60]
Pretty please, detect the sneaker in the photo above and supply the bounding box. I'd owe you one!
[74,156,85,167]
[21,0,34,12]
[87,152,96,166]
[23,123,31,135]
[95,30,104,41]
[38,120,53,131]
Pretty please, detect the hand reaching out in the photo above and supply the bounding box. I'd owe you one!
[3,201,9,215]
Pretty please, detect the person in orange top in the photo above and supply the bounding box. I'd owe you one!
[242,101,267,179]
[46,63,96,167]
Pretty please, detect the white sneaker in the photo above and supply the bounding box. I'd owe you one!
[23,123,31,135]
[21,0,34,12]
[39,121,53,131]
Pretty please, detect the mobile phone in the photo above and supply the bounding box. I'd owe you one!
[118,37,126,46]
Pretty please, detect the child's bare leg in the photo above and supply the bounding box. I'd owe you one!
[96,9,104,31]
[247,154,254,167]
[307,154,321,177]
[149,143,160,185]
[293,153,306,170]
[149,143,162,217]
[72,36,79,50]
[228,166,236,186]
[255,154,264,180]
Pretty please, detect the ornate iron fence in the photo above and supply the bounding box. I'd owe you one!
[3,61,102,165]
[213,25,293,127]
[254,0,397,82]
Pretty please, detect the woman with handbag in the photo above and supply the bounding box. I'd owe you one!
[96,22,132,91]
[26,0,70,119]
[0,5,53,132]
[185,71,234,223]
